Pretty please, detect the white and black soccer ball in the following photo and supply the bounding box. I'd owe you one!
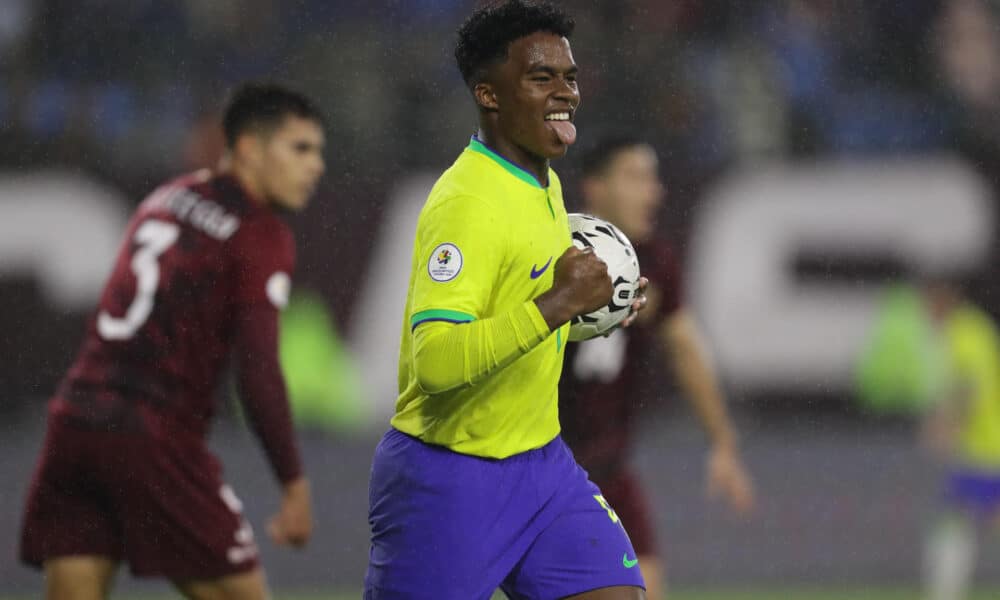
[567,213,641,342]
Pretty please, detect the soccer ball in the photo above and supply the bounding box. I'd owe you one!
[567,213,641,342]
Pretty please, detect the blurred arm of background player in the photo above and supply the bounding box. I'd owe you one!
[580,136,755,516]
[660,308,755,515]
[235,300,314,548]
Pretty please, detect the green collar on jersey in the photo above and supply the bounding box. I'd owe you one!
[467,137,547,189]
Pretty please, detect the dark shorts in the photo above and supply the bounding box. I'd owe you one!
[591,467,659,558]
[364,428,644,600]
[19,416,259,580]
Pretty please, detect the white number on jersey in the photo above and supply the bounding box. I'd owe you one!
[97,219,180,341]
[572,330,628,383]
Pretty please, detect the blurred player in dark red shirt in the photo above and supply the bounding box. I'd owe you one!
[560,136,755,599]
[19,83,326,600]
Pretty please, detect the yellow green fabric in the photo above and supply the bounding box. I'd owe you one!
[855,284,947,414]
[945,304,1000,468]
[390,138,572,458]
[411,301,551,394]
[279,290,364,431]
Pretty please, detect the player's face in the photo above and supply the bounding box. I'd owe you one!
[260,116,326,212]
[593,145,664,243]
[490,32,580,160]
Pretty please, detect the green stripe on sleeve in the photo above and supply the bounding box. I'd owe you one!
[410,309,476,330]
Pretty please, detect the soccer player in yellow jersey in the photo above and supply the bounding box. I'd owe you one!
[363,2,649,599]
[921,279,1000,600]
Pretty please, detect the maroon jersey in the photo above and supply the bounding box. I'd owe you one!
[559,239,683,478]
[50,171,301,483]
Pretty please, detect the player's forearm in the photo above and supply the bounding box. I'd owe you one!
[412,300,551,394]
[240,372,304,484]
[235,305,304,484]
[664,312,738,449]
[533,285,583,331]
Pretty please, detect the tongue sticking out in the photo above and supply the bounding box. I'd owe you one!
[547,120,577,146]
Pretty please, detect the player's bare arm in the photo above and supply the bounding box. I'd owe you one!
[661,308,755,515]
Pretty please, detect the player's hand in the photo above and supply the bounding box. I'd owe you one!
[536,246,612,329]
[619,276,649,330]
[706,444,755,517]
[268,476,313,548]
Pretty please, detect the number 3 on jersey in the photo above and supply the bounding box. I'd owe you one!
[97,220,179,340]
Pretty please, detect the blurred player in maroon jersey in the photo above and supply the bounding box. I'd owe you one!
[560,136,755,599]
[19,83,326,600]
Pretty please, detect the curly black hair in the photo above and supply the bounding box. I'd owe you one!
[455,0,575,88]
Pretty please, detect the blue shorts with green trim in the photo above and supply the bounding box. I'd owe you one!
[364,428,645,599]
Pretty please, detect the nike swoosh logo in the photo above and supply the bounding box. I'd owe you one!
[530,256,553,279]
[623,553,638,569]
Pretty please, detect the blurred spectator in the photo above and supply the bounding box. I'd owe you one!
[279,289,365,433]
[918,278,1000,600]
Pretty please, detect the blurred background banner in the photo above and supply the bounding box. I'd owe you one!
[6,0,1000,596]
[690,159,992,397]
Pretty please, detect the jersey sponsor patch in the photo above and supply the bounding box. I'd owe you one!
[427,243,463,282]
[266,271,291,309]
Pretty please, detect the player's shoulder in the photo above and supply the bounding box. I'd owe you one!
[133,170,249,240]
[638,237,679,267]
[229,208,293,252]
[138,170,209,212]
[423,164,505,220]
[184,173,294,255]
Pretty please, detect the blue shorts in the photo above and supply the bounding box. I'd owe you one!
[364,428,645,599]
[945,468,1000,519]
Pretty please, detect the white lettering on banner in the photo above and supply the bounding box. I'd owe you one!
[689,159,992,395]
[0,171,128,310]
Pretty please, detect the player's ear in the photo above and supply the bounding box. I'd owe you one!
[234,132,264,166]
[473,82,499,111]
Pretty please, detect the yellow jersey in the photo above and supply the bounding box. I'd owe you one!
[390,137,572,458]
[946,304,1000,468]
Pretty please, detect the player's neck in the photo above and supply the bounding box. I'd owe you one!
[221,160,268,208]
[476,129,549,187]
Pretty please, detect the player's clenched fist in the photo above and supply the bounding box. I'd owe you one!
[553,246,613,314]
[534,246,613,331]
[268,476,314,548]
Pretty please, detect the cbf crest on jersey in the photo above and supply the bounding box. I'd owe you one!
[428,243,463,282]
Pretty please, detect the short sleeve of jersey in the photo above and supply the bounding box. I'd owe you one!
[409,194,507,330]
[230,216,295,311]
[641,239,683,321]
